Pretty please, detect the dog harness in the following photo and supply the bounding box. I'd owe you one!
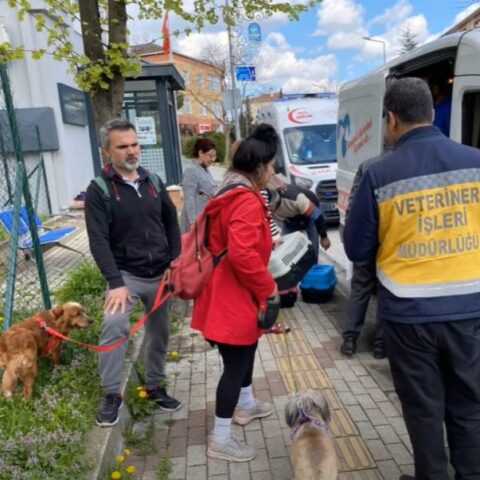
[35,316,62,356]
[291,407,330,440]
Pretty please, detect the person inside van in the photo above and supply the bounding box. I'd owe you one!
[431,78,452,137]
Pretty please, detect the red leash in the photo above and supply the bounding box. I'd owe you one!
[36,277,172,353]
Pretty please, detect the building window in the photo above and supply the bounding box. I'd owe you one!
[196,73,204,89]
[183,97,192,114]
[182,70,189,83]
[210,101,222,118]
[208,75,221,91]
[199,104,207,116]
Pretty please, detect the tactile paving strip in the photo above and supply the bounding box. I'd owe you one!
[268,311,377,472]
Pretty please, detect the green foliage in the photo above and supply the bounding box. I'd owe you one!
[0,261,107,478]
[124,384,156,420]
[124,419,156,454]
[155,456,173,480]
[4,0,315,94]
[0,225,8,242]
[203,131,226,163]
[184,132,226,163]
[54,260,106,321]
[0,346,100,479]
[399,24,418,54]
[102,448,139,479]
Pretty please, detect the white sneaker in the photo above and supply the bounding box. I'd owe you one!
[234,399,274,425]
[207,436,255,462]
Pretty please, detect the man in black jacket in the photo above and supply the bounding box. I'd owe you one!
[85,119,181,427]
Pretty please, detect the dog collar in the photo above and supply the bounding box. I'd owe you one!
[291,407,330,440]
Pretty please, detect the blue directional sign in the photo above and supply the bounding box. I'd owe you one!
[235,65,256,82]
[248,23,261,42]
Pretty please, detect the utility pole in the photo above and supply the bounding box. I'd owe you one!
[363,36,387,64]
[226,0,241,141]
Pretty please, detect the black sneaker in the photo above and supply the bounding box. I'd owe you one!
[147,387,182,412]
[340,337,357,356]
[373,343,387,359]
[96,393,123,427]
[399,476,415,480]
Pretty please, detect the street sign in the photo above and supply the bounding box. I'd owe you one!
[235,65,256,82]
[248,23,261,42]
[222,89,241,111]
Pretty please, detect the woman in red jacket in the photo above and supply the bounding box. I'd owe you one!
[191,124,278,462]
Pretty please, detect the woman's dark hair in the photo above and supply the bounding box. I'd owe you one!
[232,124,278,174]
[193,137,216,158]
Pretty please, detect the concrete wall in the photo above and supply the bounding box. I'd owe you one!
[1,1,94,213]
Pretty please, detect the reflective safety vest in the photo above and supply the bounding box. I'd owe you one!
[376,169,480,298]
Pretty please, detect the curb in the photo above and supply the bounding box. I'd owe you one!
[85,328,143,480]
[84,298,189,479]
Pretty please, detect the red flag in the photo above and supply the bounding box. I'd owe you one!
[162,11,170,55]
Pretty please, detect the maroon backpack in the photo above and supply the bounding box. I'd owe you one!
[169,183,249,300]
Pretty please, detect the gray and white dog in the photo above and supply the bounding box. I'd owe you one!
[285,389,337,480]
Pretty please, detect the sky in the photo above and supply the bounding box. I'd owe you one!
[128,0,480,95]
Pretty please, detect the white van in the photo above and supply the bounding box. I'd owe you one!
[336,30,480,228]
[256,93,339,223]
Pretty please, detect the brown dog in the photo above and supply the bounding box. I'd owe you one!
[0,303,92,400]
[285,389,337,480]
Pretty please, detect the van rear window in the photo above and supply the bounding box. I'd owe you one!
[284,124,337,165]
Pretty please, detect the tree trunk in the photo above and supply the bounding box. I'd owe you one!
[79,0,128,153]
[90,77,125,139]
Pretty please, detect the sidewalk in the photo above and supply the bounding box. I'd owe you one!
[126,227,418,480]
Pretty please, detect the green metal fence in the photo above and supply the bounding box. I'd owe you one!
[0,62,51,329]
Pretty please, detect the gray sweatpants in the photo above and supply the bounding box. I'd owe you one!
[99,271,170,394]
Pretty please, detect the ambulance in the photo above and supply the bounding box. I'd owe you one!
[336,29,480,229]
[256,93,339,223]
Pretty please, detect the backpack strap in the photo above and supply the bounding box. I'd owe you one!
[147,172,161,193]
[93,176,110,198]
[92,176,113,223]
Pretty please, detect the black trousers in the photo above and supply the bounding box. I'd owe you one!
[344,261,384,344]
[215,342,258,418]
[384,319,480,480]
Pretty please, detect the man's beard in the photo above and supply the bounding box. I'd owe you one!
[122,157,140,171]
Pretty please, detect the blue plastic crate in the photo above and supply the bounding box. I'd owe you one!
[300,264,336,303]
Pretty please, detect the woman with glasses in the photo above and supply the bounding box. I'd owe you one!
[181,137,217,231]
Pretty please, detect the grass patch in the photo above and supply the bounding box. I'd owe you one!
[155,456,172,480]
[124,418,157,455]
[0,261,105,479]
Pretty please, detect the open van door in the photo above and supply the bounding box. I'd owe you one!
[336,70,386,225]
[451,30,480,148]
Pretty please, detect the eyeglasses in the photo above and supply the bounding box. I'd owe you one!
[205,152,216,159]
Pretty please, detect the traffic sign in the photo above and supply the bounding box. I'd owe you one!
[248,23,261,42]
[235,65,256,82]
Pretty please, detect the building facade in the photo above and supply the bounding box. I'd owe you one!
[132,45,224,135]
[444,6,480,34]
[1,2,94,214]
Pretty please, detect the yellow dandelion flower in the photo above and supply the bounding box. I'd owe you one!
[170,351,179,358]
[116,454,125,463]
[124,448,131,456]
[138,390,147,398]
[126,465,136,474]
[111,471,122,479]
